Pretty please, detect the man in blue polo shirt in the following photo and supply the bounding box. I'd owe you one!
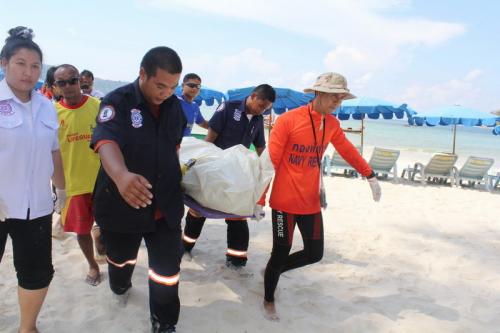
[177,73,208,136]
[182,84,276,270]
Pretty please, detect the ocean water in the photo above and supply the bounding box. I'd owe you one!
[198,106,500,171]
[341,118,499,157]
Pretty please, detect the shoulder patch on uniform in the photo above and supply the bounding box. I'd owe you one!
[216,102,225,112]
[97,105,115,123]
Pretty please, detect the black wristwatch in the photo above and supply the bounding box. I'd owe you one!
[367,171,376,179]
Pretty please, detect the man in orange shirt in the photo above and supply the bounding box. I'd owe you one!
[262,72,381,321]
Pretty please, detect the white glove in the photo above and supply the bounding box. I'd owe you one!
[367,177,381,202]
[0,197,8,222]
[252,204,265,221]
[54,189,67,214]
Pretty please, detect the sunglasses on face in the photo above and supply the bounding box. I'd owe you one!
[54,77,80,88]
[185,83,201,89]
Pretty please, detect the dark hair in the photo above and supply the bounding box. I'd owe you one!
[253,84,276,103]
[80,69,94,80]
[0,26,43,63]
[55,64,79,76]
[140,46,182,77]
[45,66,58,86]
[183,73,201,83]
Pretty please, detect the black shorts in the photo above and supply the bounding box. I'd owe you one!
[0,214,54,290]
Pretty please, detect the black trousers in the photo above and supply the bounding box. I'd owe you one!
[102,218,182,326]
[264,210,324,302]
[183,210,249,266]
[0,214,54,290]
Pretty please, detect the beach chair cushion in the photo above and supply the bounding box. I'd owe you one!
[422,153,458,177]
[456,156,494,181]
[368,147,400,175]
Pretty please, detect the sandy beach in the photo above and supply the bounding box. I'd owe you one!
[1,161,499,333]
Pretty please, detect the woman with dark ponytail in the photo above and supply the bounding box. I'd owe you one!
[0,26,65,333]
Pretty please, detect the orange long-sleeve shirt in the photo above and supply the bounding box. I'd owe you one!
[269,104,372,214]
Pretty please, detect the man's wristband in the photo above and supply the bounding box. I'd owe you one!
[367,171,376,179]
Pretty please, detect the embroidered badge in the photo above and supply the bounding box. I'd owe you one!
[130,109,143,128]
[233,109,242,121]
[97,105,115,122]
[0,101,14,116]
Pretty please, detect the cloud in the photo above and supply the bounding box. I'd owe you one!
[182,48,285,90]
[140,0,465,92]
[140,0,464,47]
[399,69,486,111]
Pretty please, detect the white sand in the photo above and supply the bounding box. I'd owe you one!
[1,172,500,332]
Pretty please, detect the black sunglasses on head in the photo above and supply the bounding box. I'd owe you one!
[54,77,80,88]
[185,83,201,89]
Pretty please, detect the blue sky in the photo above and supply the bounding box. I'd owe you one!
[2,0,499,112]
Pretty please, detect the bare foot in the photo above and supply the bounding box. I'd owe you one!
[85,267,102,286]
[113,289,131,308]
[182,250,193,261]
[263,300,280,321]
[19,328,41,333]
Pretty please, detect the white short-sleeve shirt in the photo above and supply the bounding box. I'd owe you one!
[0,79,59,220]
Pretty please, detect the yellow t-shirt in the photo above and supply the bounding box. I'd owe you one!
[56,96,101,196]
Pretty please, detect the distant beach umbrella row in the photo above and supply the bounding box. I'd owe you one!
[408,105,500,153]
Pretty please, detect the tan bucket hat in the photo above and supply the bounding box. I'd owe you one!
[304,72,356,99]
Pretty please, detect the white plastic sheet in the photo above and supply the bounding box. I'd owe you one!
[179,137,274,216]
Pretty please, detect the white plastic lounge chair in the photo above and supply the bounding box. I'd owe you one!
[367,147,400,182]
[323,146,362,177]
[487,171,500,192]
[403,153,458,185]
[453,156,494,189]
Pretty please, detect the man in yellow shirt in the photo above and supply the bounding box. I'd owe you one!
[54,64,102,285]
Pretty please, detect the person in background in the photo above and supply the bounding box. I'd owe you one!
[80,69,105,99]
[0,26,65,333]
[40,66,62,101]
[53,63,103,286]
[182,84,275,271]
[91,46,186,333]
[177,73,208,136]
[261,72,382,321]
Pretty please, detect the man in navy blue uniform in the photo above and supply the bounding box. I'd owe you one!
[91,46,186,333]
[177,73,208,136]
[182,84,276,270]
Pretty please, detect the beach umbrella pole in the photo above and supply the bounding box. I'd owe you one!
[452,124,457,154]
[361,118,365,156]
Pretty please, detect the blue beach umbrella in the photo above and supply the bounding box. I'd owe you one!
[227,86,313,115]
[335,96,412,120]
[333,97,413,153]
[408,105,498,153]
[493,125,500,136]
[175,86,226,107]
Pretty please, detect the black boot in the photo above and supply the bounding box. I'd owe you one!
[151,315,176,333]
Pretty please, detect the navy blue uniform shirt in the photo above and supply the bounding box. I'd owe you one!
[208,99,266,150]
[90,79,187,233]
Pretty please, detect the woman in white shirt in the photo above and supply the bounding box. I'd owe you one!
[0,26,64,333]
